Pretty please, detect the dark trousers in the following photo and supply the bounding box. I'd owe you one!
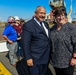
[17,40,23,58]
[54,66,74,75]
[29,64,48,75]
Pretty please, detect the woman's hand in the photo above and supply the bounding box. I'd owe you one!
[70,58,76,66]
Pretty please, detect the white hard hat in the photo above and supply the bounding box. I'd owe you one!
[14,16,20,20]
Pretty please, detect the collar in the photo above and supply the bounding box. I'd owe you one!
[34,17,44,26]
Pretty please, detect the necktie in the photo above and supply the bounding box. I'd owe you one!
[40,22,46,32]
[40,22,44,29]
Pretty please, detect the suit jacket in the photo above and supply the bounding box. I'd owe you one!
[21,18,50,64]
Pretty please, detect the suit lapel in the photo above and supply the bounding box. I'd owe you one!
[32,19,50,38]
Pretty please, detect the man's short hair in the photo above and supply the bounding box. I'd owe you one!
[35,6,46,14]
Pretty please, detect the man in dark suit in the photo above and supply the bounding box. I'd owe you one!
[21,6,50,75]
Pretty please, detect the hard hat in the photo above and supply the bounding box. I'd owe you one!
[7,16,15,23]
[14,16,20,20]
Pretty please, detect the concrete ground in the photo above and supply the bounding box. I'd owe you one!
[0,52,18,75]
[0,52,76,75]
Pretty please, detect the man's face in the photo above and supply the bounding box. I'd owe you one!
[35,7,46,22]
[55,13,66,24]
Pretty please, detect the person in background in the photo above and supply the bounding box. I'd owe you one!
[2,16,18,67]
[20,18,25,26]
[21,6,50,75]
[14,16,23,60]
[50,7,76,75]
[72,21,76,25]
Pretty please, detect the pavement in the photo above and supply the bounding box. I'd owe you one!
[0,52,76,75]
[0,52,18,75]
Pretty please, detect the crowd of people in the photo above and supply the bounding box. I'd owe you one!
[2,6,76,75]
[2,16,25,66]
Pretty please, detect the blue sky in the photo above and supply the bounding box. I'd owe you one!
[0,0,76,22]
